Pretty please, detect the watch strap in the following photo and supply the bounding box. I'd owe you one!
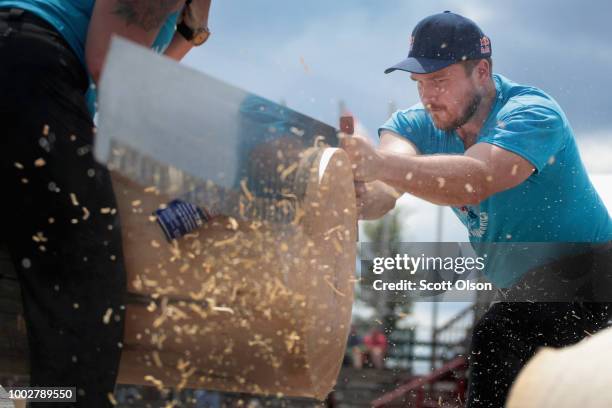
[176,21,194,41]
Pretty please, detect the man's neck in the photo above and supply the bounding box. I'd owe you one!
[456,80,497,149]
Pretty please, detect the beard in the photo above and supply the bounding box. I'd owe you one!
[430,92,482,132]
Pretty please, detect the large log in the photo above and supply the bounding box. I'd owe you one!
[113,147,356,400]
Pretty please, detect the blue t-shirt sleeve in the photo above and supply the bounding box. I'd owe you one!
[378,109,429,153]
[151,11,179,53]
[479,105,567,173]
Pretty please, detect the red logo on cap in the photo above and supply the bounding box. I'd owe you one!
[480,36,491,54]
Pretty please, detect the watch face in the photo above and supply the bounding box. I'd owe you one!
[194,29,211,46]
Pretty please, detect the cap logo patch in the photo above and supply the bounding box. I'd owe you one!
[480,36,491,54]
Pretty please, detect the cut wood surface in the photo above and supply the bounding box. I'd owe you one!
[113,147,357,400]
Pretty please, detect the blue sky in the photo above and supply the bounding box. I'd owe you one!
[184,0,612,145]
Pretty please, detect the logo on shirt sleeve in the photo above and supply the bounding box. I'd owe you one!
[459,206,489,238]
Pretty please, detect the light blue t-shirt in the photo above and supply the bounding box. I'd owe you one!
[380,74,612,287]
[0,0,179,113]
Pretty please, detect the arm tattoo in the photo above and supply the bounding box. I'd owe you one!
[113,0,181,32]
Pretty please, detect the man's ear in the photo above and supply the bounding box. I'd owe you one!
[478,59,491,79]
[476,61,486,78]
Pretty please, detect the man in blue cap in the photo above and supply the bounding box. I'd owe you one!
[341,11,612,408]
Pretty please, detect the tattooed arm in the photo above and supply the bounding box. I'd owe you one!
[86,0,184,83]
[164,0,213,61]
[111,0,183,31]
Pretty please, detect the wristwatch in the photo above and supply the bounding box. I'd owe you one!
[177,21,211,46]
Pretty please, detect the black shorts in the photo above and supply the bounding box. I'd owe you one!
[466,245,612,408]
[0,8,126,407]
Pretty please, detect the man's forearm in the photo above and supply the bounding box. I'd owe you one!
[356,180,401,220]
[376,150,491,206]
[164,34,193,60]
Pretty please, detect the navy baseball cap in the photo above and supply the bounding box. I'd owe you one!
[385,11,492,74]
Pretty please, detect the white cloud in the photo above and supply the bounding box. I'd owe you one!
[576,130,612,174]
[591,174,612,213]
[395,196,468,242]
[453,3,496,25]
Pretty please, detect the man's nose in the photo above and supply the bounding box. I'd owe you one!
[420,86,438,107]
